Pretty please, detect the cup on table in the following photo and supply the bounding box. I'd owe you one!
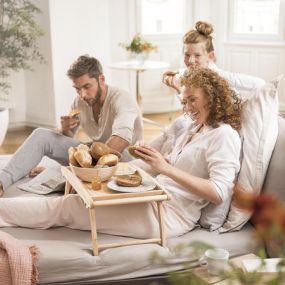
[199,248,229,275]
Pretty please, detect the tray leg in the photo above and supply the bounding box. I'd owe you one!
[157,201,166,247]
[89,208,99,255]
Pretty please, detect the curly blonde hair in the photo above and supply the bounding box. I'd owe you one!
[183,21,214,53]
[181,68,242,130]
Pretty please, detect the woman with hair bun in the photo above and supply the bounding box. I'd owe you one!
[163,21,265,94]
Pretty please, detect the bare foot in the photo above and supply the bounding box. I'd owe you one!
[29,166,45,177]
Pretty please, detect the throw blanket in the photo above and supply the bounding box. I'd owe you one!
[0,231,39,285]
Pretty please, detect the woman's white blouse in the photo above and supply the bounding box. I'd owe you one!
[156,122,241,204]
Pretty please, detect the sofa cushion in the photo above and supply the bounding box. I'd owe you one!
[262,116,285,202]
[1,223,259,284]
[220,78,280,233]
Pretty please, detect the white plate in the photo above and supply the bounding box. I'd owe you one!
[115,163,136,176]
[107,179,156,193]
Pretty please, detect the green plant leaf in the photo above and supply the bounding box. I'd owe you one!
[0,0,45,94]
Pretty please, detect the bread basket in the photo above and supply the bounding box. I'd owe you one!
[70,164,117,182]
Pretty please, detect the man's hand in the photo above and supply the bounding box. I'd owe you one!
[105,135,130,154]
[29,166,45,177]
[60,115,80,133]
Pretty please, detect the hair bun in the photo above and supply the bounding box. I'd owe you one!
[195,21,214,36]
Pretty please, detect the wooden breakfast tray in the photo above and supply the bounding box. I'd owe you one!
[61,163,170,255]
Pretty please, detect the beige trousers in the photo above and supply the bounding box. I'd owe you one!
[0,194,196,239]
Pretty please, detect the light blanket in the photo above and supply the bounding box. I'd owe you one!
[0,231,39,285]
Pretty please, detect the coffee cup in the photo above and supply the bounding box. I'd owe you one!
[199,248,229,275]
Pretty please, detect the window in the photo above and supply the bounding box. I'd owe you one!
[139,0,184,35]
[229,0,285,41]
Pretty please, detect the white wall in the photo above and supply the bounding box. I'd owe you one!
[7,71,26,128]
[25,0,55,128]
[109,0,133,91]
[8,0,55,128]
[49,0,111,127]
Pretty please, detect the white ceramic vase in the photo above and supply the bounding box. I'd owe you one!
[130,52,149,64]
[0,108,9,146]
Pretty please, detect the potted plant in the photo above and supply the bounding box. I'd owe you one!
[0,0,45,145]
[119,33,157,64]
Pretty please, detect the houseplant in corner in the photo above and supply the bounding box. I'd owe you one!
[0,0,45,145]
[119,33,157,64]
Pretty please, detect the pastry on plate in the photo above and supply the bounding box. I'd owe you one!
[116,171,142,187]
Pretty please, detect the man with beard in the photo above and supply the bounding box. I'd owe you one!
[0,55,143,195]
[62,55,142,154]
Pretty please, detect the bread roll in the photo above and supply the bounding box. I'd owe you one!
[68,146,79,166]
[90,142,110,160]
[128,145,141,159]
[110,149,122,161]
[74,149,92,168]
[77,144,90,152]
[116,171,142,187]
[69,109,81,117]
[97,154,118,167]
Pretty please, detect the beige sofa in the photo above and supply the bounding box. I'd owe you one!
[1,116,285,285]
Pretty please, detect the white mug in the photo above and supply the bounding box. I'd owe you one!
[199,248,229,275]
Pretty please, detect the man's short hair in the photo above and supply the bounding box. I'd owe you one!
[67,55,103,79]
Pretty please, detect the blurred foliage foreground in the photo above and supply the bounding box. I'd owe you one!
[150,192,285,285]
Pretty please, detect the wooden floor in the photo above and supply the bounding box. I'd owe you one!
[0,111,182,155]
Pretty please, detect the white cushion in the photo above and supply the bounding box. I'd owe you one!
[199,196,232,231]
[219,77,281,233]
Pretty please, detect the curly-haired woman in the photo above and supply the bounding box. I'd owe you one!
[0,68,242,239]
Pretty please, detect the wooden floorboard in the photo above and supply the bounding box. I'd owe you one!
[0,111,182,155]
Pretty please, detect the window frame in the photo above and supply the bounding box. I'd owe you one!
[228,0,285,42]
[135,0,188,38]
